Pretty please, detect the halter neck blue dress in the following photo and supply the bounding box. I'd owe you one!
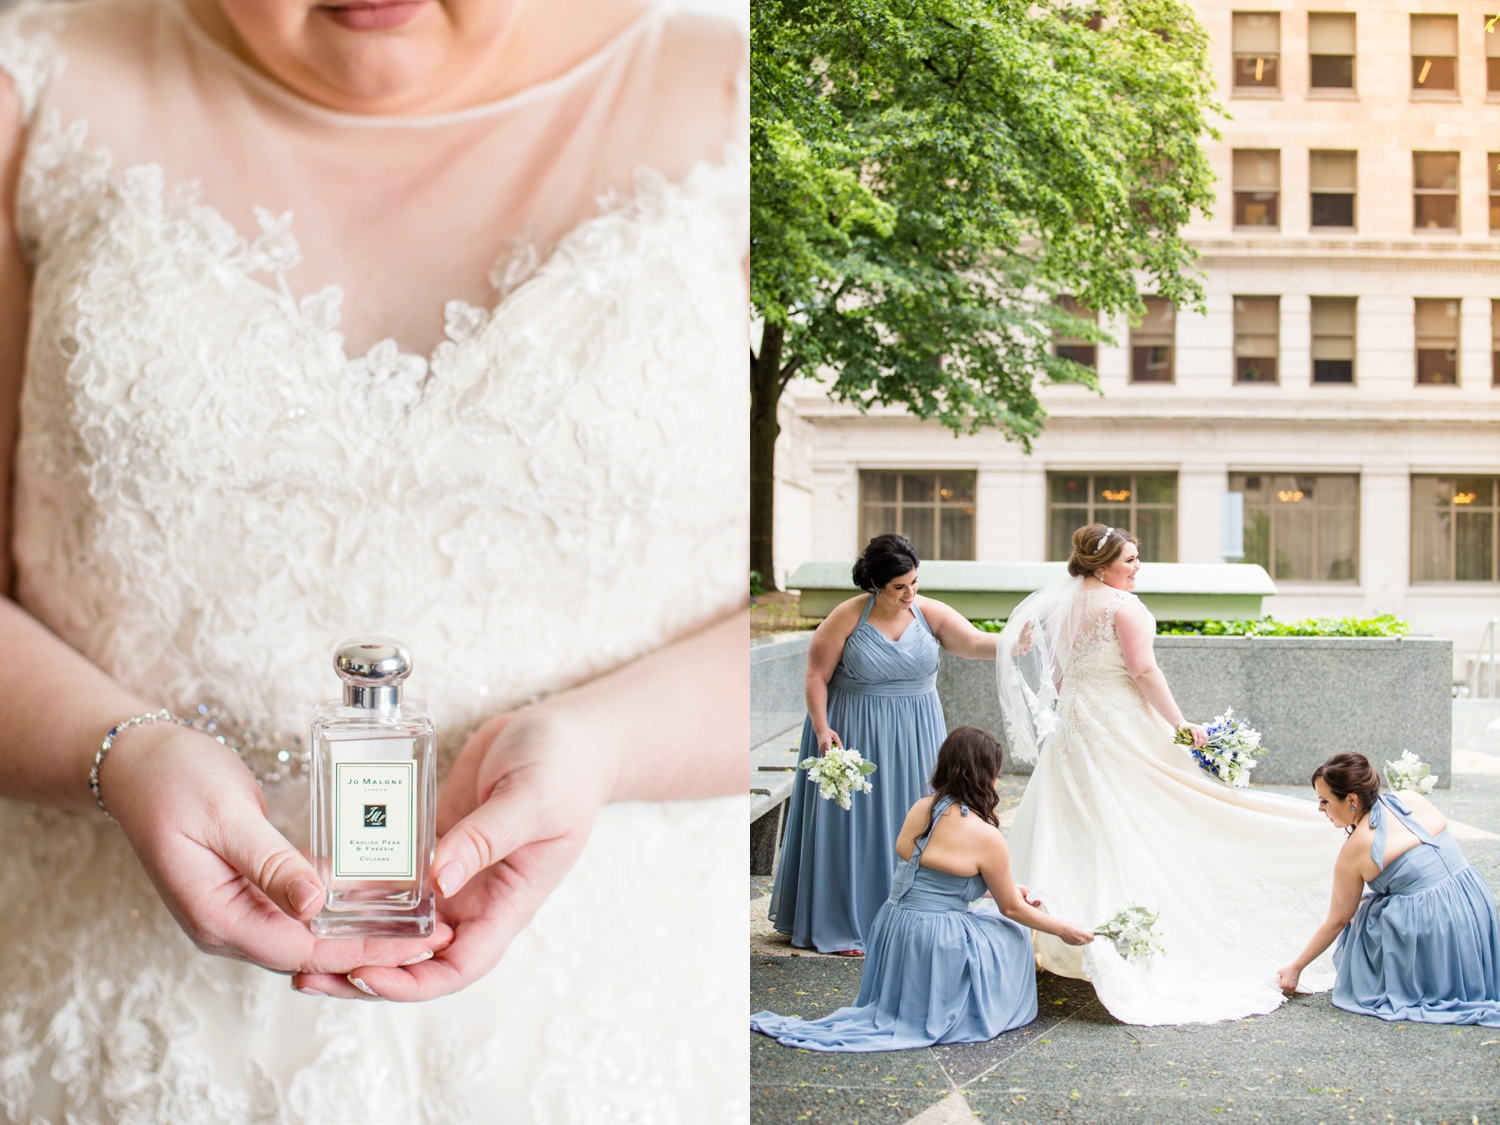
[770,595,947,952]
[1333,792,1500,1025]
[753,795,1038,1051]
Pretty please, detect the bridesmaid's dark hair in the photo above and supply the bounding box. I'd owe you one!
[1067,523,1138,578]
[1312,751,1382,829]
[852,533,920,592]
[923,726,1005,836]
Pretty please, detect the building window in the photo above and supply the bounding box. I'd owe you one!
[1233,149,1280,228]
[1413,152,1459,231]
[1412,476,1500,582]
[1047,473,1178,563]
[1310,150,1356,229]
[1232,473,1359,582]
[1312,297,1356,383]
[1053,295,1096,368]
[1232,12,1280,91]
[1415,298,1460,385]
[1411,15,1458,93]
[1309,12,1355,90]
[1493,299,1500,386]
[859,471,976,561]
[1489,15,1500,93]
[1491,153,1500,232]
[1130,297,1175,383]
[1233,296,1279,383]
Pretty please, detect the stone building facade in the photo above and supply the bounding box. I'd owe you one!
[772,0,1500,678]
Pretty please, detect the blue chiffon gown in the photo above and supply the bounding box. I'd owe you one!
[1333,792,1500,1026]
[752,796,1039,1051]
[769,595,947,952]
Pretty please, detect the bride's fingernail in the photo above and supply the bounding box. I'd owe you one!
[296,986,327,997]
[436,862,464,897]
[400,949,434,966]
[348,975,379,997]
[288,878,321,915]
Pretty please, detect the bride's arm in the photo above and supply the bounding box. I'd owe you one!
[298,607,749,1001]
[919,597,999,660]
[1277,844,1366,993]
[1116,601,1207,748]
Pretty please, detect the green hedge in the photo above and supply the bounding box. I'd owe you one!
[973,614,1409,637]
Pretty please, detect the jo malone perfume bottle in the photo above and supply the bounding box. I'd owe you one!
[310,637,436,936]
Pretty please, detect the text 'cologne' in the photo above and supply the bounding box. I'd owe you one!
[310,637,436,936]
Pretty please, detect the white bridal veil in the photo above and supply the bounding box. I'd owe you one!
[996,575,1120,764]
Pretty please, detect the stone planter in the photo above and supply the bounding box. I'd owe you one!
[938,636,1453,786]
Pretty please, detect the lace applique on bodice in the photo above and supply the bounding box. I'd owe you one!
[1067,587,1149,679]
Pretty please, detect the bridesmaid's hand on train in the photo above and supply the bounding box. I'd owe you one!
[1014,620,1035,657]
[816,728,842,756]
[1015,883,1041,908]
[1276,964,1301,994]
[1057,922,1094,946]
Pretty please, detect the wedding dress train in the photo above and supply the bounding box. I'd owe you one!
[1004,585,1342,1026]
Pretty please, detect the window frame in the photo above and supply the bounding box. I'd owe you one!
[1311,296,1357,385]
[1231,472,1361,584]
[1053,294,1098,369]
[1233,295,1280,384]
[1413,151,1460,234]
[1045,472,1179,563]
[1410,14,1459,97]
[1308,12,1356,94]
[857,469,978,562]
[1309,149,1357,231]
[1411,474,1500,584]
[1130,297,1176,384]
[1232,149,1281,230]
[1415,298,1461,386]
[1231,11,1281,94]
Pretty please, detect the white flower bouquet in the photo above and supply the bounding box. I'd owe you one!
[1175,707,1267,788]
[1093,904,1167,963]
[800,747,877,810]
[1383,749,1438,795]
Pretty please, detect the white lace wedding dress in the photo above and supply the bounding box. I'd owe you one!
[1006,586,1342,1025]
[0,1,748,1121]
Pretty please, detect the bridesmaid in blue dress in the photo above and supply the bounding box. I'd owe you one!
[754,727,1094,1050]
[770,535,1001,953]
[1278,752,1500,1025]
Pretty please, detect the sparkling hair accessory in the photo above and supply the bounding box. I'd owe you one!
[1097,527,1112,550]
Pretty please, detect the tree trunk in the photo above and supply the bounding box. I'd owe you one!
[750,323,788,592]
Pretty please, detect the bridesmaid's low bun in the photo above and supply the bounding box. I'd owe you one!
[1068,523,1137,577]
[1312,751,1382,819]
[853,534,920,592]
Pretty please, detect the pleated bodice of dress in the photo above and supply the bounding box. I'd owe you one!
[828,604,941,697]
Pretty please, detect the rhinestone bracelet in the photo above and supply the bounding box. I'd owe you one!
[89,709,195,823]
[90,706,311,823]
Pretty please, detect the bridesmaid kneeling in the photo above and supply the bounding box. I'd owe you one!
[1278,751,1500,1025]
[752,727,1093,1051]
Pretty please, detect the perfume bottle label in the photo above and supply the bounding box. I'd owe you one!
[334,759,416,880]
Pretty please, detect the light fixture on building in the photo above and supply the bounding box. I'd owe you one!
[1455,491,1477,505]
[1277,490,1305,503]
[1102,489,1130,501]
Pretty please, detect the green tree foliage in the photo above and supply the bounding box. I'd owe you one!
[751,0,1219,584]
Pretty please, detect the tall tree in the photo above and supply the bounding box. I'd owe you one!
[751,0,1219,586]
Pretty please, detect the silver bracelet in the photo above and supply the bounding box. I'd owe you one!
[90,709,194,823]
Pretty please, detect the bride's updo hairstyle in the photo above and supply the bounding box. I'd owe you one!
[923,726,1005,834]
[852,534,920,592]
[1067,523,1138,578]
[1312,752,1382,827]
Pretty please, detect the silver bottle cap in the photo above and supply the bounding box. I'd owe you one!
[333,637,412,710]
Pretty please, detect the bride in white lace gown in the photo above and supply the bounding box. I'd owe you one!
[0,0,747,1120]
[998,524,1342,1026]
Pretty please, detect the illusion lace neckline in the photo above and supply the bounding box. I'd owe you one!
[166,0,662,130]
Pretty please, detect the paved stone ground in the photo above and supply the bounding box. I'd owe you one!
[751,709,1500,1125]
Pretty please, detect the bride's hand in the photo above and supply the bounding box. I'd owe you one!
[294,705,603,1001]
[104,723,450,976]
[1179,722,1208,750]
[1276,964,1301,995]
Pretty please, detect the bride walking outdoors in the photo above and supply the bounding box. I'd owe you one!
[998,523,1343,1025]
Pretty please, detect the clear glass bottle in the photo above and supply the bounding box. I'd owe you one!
[310,637,436,936]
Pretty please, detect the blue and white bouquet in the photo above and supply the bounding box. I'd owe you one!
[800,747,877,810]
[1174,707,1267,788]
[1094,904,1167,963]
[1384,749,1438,794]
